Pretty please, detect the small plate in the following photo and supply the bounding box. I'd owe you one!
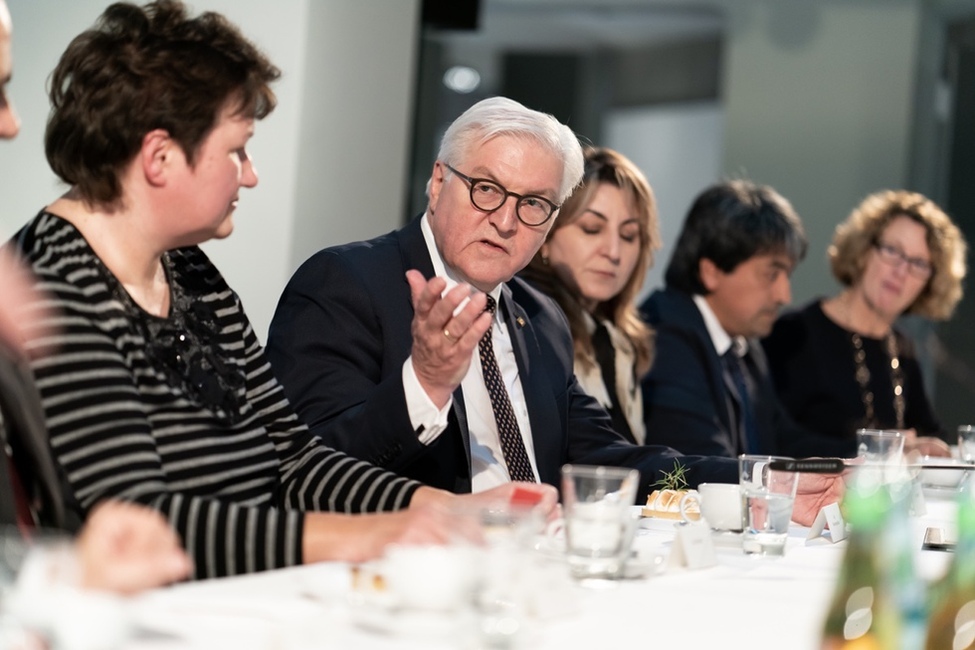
[348,594,465,639]
[917,458,972,489]
[710,529,744,549]
[621,547,667,579]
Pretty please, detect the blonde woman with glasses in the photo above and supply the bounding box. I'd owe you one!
[763,190,966,456]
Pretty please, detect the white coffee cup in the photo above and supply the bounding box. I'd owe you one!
[679,483,742,531]
[382,544,480,611]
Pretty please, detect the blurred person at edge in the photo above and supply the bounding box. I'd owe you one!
[520,146,659,445]
[10,0,555,581]
[0,0,192,595]
[763,191,965,457]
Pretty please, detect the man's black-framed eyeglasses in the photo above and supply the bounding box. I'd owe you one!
[443,163,560,226]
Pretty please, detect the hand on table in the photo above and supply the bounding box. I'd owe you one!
[303,481,560,565]
[454,481,560,521]
[406,270,491,408]
[77,501,192,594]
[792,472,845,527]
[303,503,462,564]
[901,428,951,458]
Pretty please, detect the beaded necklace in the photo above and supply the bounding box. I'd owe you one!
[102,253,248,423]
[851,332,905,429]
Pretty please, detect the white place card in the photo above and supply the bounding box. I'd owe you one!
[669,522,717,569]
[806,502,846,543]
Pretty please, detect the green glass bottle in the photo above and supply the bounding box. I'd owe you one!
[821,477,895,650]
[924,480,975,650]
[881,482,926,650]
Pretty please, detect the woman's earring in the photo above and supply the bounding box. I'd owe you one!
[542,254,550,266]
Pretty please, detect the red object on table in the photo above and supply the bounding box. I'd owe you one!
[509,486,544,507]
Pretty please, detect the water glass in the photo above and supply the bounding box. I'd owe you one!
[855,428,904,462]
[560,464,639,579]
[958,425,975,462]
[856,428,906,484]
[738,455,799,557]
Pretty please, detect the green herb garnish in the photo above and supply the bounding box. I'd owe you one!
[652,460,689,492]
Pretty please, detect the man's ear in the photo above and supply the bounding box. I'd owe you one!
[699,257,722,293]
[140,129,175,187]
[539,241,549,260]
[427,160,446,215]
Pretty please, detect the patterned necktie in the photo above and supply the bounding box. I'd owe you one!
[723,348,760,454]
[478,295,536,482]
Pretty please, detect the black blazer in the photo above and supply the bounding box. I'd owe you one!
[0,345,72,529]
[640,288,853,458]
[267,218,737,499]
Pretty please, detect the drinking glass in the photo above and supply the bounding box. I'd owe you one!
[856,428,905,463]
[560,464,639,579]
[856,428,906,484]
[738,455,799,556]
[958,425,975,462]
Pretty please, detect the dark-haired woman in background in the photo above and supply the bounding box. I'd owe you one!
[763,190,966,455]
[521,147,660,443]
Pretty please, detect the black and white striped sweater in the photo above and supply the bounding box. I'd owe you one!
[14,212,420,578]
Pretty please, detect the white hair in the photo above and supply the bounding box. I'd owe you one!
[431,96,584,204]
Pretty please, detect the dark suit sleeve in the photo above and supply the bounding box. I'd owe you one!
[510,282,737,499]
[564,374,738,500]
[641,320,738,457]
[266,251,430,472]
[770,399,857,457]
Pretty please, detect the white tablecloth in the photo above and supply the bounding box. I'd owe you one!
[117,496,957,650]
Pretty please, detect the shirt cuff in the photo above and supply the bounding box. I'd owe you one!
[402,357,451,444]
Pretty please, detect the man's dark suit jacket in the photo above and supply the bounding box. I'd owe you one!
[0,345,71,529]
[266,218,737,500]
[640,287,854,459]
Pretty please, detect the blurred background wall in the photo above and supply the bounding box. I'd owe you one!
[3,0,975,429]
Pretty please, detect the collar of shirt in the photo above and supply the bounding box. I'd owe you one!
[692,294,747,358]
[420,213,503,323]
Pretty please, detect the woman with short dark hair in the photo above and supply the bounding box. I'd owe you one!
[13,0,551,579]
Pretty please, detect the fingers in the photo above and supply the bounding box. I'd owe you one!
[406,269,446,318]
[405,270,490,342]
[506,482,559,517]
[906,436,951,458]
[792,475,843,527]
[430,284,489,345]
[407,271,493,404]
[78,501,192,593]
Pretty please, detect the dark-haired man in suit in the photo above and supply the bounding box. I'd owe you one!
[640,180,852,458]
